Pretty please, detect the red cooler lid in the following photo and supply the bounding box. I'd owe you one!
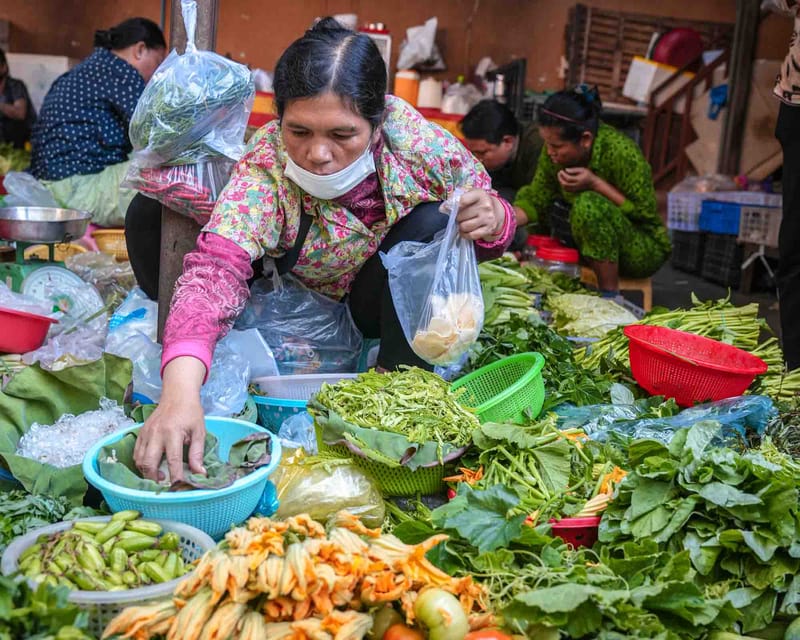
[527,234,561,248]
[536,246,579,263]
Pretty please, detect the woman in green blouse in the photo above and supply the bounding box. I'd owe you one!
[514,86,671,295]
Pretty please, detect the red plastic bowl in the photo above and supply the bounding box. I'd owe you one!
[549,516,601,547]
[623,325,768,407]
[0,307,57,353]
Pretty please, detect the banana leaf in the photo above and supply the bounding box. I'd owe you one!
[0,354,132,506]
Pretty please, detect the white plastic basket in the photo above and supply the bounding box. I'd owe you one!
[1,516,215,638]
[252,373,359,401]
[737,205,782,249]
[668,190,782,232]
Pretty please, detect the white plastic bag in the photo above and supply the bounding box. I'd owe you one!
[2,172,57,207]
[396,17,445,71]
[380,190,484,366]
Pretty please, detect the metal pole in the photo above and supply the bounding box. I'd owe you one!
[717,0,761,176]
[157,0,219,339]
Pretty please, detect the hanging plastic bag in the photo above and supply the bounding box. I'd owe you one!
[127,0,254,167]
[235,273,363,375]
[122,157,234,225]
[380,189,484,366]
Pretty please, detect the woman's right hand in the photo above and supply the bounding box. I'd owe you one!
[133,357,207,482]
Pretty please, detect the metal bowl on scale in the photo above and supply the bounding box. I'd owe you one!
[0,207,92,244]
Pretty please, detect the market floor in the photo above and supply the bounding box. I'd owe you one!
[621,263,781,337]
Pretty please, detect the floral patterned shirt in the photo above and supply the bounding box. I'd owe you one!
[764,0,800,105]
[204,95,497,299]
[162,97,515,377]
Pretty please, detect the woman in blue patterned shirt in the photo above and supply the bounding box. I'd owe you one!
[29,18,165,226]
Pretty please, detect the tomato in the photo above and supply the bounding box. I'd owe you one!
[383,623,425,640]
[368,607,404,640]
[414,588,469,640]
[447,488,457,501]
[465,630,513,640]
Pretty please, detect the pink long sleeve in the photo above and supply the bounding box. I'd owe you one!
[161,232,253,379]
[474,196,516,261]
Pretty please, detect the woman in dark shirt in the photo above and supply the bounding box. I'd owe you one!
[0,48,36,149]
[29,18,165,226]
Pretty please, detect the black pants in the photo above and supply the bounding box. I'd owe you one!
[125,193,263,301]
[125,193,162,300]
[776,103,800,370]
[348,202,449,371]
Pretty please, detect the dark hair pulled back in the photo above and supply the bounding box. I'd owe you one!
[538,85,603,143]
[94,17,166,51]
[460,99,519,144]
[273,17,387,129]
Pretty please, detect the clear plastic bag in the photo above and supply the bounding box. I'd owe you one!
[235,273,363,375]
[0,282,54,317]
[380,190,484,366]
[557,395,777,447]
[127,0,254,167]
[122,157,234,225]
[272,449,385,527]
[2,171,58,207]
[200,335,250,416]
[65,252,137,310]
[277,411,317,454]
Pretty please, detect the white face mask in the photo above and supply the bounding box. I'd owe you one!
[284,141,376,200]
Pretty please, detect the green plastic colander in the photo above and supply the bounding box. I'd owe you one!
[450,352,546,423]
[316,441,455,497]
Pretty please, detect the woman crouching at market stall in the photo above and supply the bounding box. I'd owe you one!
[133,18,515,482]
[28,18,166,227]
[513,86,671,296]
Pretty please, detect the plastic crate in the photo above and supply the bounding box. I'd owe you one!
[670,230,705,274]
[667,190,782,232]
[699,200,741,235]
[251,374,359,432]
[737,205,782,248]
[700,233,744,288]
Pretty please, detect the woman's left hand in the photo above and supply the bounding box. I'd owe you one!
[558,167,598,193]
[455,189,505,241]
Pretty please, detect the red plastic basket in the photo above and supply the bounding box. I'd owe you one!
[549,516,601,547]
[0,307,57,353]
[623,325,768,407]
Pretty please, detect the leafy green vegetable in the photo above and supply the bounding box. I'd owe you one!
[0,143,30,175]
[0,575,95,639]
[430,484,526,553]
[600,422,800,633]
[548,293,638,338]
[0,490,103,554]
[463,314,619,410]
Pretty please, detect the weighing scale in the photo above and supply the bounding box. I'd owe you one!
[0,206,91,292]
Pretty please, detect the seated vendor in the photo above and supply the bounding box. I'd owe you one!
[0,48,36,149]
[461,99,543,203]
[461,100,542,249]
[29,18,166,227]
[513,86,670,295]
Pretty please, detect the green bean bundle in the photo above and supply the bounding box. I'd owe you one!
[313,368,478,448]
